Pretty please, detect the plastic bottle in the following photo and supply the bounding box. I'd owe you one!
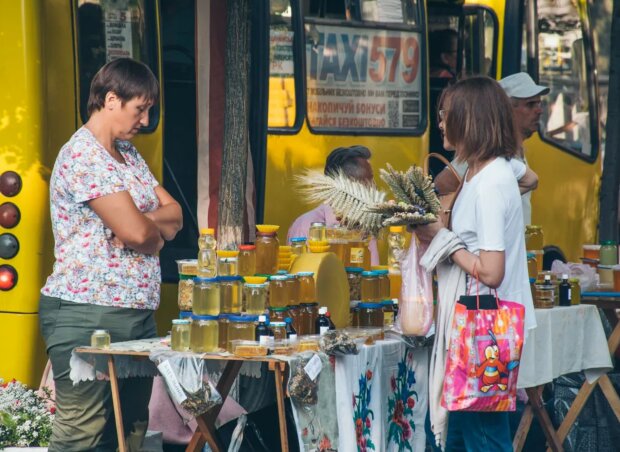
[255,315,271,346]
[559,274,571,307]
[387,226,406,273]
[197,228,217,277]
[285,317,297,341]
[316,307,330,335]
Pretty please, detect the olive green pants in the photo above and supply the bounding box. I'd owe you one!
[39,294,157,452]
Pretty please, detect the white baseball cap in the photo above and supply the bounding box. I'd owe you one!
[499,72,549,99]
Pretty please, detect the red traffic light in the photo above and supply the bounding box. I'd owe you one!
[0,202,20,228]
[0,171,22,197]
[0,264,17,291]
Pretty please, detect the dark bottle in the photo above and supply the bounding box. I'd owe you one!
[315,307,330,335]
[255,315,271,345]
[393,299,399,323]
[325,311,336,330]
[559,274,571,307]
[284,317,297,341]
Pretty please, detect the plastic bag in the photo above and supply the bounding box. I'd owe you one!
[151,352,222,417]
[395,236,433,336]
[550,260,599,292]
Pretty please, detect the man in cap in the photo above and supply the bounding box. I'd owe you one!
[434,72,548,225]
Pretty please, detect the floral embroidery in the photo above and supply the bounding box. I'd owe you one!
[41,127,161,310]
[353,366,375,451]
[387,350,418,451]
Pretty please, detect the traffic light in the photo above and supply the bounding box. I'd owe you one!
[0,171,21,291]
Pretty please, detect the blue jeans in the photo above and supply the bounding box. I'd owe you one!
[446,411,512,452]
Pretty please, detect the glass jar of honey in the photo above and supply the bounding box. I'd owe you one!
[227,315,258,352]
[190,314,219,353]
[216,250,239,276]
[327,226,348,262]
[238,244,256,276]
[357,302,384,327]
[569,277,581,305]
[308,222,327,243]
[256,227,280,274]
[269,306,289,324]
[297,272,315,303]
[525,225,544,251]
[171,319,191,352]
[285,274,300,306]
[371,267,390,301]
[192,277,220,315]
[91,329,111,349]
[219,276,243,313]
[243,283,268,315]
[269,274,288,308]
[381,300,394,326]
[346,267,363,302]
[346,231,370,270]
[287,304,301,331]
[361,271,380,302]
[270,321,287,341]
[218,313,230,350]
[299,302,318,335]
[290,237,307,256]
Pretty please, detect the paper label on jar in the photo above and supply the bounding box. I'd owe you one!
[350,247,365,264]
[320,326,329,336]
[304,353,323,381]
[157,361,187,404]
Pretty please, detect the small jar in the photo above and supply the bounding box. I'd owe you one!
[269,306,289,324]
[297,272,316,303]
[256,229,280,274]
[269,275,289,308]
[227,315,258,352]
[91,329,111,348]
[243,283,268,315]
[190,314,219,353]
[361,271,380,302]
[177,274,195,311]
[219,276,243,313]
[238,244,257,276]
[371,268,390,301]
[290,237,307,256]
[381,300,394,326]
[218,313,231,350]
[193,277,220,315]
[299,302,319,335]
[285,274,300,306]
[357,302,384,327]
[217,250,239,276]
[287,304,301,331]
[569,277,581,305]
[308,222,327,243]
[346,267,363,302]
[171,319,191,352]
[525,225,544,251]
[534,277,555,309]
[270,321,287,340]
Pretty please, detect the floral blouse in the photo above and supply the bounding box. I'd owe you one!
[41,127,161,310]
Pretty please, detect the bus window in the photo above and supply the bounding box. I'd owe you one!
[304,0,425,134]
[463,8,496,77]
[75,0,159,128]
[537,2,595,158]
[305,0,347,19]
[268,0,297,129]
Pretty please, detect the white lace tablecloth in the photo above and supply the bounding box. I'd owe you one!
[70,338,264,384]
[517,304,612,389]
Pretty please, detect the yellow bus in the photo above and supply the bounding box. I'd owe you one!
[0,0,603,387]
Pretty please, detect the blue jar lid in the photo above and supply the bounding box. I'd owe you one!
[228,314,259,322]
[270,274,288,281]
[345,267,364,273]
[529,277,536,284]
[361,271,377,277]
[373,269,389,275]
[218,275,243,282]
[179,311,192,319]
[194,276,219,283]
[191,314,219,321]
[244,283,268,288]
[290,237,307,243]
[276,270,288,275]
[381,299,394,306]
[358,302,384,309]
[526,252,535,259]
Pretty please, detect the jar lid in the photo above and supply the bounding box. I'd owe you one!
[361,271,377,277]
[373,269,389,275]
[244,283,267,288]
[358,302,384,309]
[389,226,404,233]
[296,271,314,277]
[270,275,288,281]
[290,237,307,243]
[287,304,300,309]
[381,299,394,306]
[228,314,259,322]
[256,230,277,236]
[218,313,238,319]
[219,276,244,282]
[310,222,326,227]
[239,244,256,251]
[600,240,617,246]
[191,314,219,321]
[270,321,286,327]
[300,302,319,307]
[179,311,192,319]
[217,250,239,258]
[276,270,288,275]
[194,276,219,283]
[172,319,190,325]
[526,225,542,231]
[529,278,536,284]
[269,306,289,312]
[200,227,215,235]
[345,267,364,273]
[526,252,535,259]
[93,329,109,335]
[179,273,196,280]
[568,277,580,283]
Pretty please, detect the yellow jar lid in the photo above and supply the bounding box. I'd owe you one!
[200,227,215,235]
[217,250,239,257]
[244,276,268,284]
[256,224,280,233]
[389,226,405,233]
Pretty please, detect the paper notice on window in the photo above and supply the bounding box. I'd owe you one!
[157,360,187,404]
[103,7,134,61]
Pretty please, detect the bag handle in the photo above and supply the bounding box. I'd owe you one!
[466,261,500,310]
[423,152,463,184]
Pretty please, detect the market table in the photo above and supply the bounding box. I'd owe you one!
[512,304,614,452]
[72,340,290,452]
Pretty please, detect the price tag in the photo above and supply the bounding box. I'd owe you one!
[158,360,187,404]
[304,353,323,381]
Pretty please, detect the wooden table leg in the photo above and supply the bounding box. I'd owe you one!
[598,375,620,422]
[513,386,541,452]
[271,361,289,452]
[108,355,127,452]
[187,360,243,452]
[551,379,597,449]
[525,387,563,452]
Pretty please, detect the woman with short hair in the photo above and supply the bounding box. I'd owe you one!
[39,58,182,451]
